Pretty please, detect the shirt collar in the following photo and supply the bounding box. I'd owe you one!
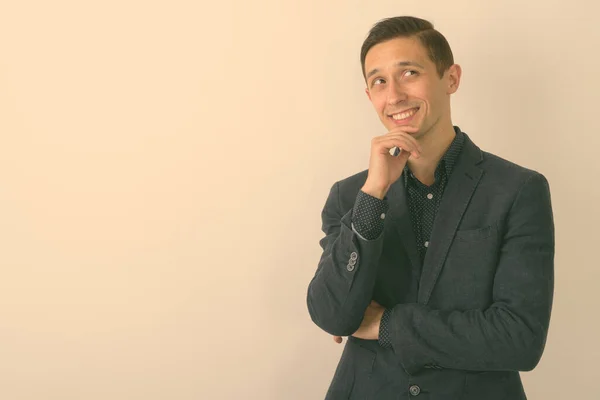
[403,126,465,186]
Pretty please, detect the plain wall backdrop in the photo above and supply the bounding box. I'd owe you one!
[0,0,598,399]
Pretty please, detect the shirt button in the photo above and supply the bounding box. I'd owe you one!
[350,252,358,260]
[427,193,433,199]
[346,263,355,272]
[380,213,386,219]
[409,385,421,396]
[408,385,421,396]
[424,241,429,247]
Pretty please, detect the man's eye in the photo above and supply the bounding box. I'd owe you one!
[372,78,385,86]
[405,70,418,77]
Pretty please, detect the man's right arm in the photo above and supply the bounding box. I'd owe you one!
[306,181,389,336]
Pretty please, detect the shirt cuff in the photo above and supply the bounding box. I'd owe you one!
[378,308,392,348]
[351,190,389,240]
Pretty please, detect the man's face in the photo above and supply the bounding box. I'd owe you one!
[363,36,459,138]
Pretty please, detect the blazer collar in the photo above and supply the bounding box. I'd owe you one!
[386,130,484,304]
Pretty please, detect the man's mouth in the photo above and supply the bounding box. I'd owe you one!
[389,107,419,121]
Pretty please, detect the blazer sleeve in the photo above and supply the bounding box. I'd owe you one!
[386,172,555,374]
[306,181,387,336]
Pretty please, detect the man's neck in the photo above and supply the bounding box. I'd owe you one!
[407,122,456,185]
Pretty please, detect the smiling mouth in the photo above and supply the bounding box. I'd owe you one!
[389,107,419,120]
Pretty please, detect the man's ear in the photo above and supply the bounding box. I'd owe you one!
[446,64,462,95]
[365,87,371,101]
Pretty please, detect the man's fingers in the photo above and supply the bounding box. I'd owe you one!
[382,130,423,152]
[370,300,384,309]
[379,137,421,158]
[333,335,343,343]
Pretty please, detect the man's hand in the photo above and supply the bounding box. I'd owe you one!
[333,300,385,343]
[362,127,422,200]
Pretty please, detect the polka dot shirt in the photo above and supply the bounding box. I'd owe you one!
[351,127,465,349]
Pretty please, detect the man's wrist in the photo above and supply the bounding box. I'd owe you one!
[360,184,389,200]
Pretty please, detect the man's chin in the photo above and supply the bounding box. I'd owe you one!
[387,123,421,135]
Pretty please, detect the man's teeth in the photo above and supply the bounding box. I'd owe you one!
[392,108,418,120]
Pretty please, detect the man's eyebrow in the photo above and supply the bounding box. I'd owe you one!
[366,61,426,80]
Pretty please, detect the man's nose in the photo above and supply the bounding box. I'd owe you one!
[386,80,408,105]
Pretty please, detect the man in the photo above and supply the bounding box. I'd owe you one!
[306,16,554,400]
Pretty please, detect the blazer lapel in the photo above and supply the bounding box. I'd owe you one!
[386,176,422,274]
[417,134,484,305]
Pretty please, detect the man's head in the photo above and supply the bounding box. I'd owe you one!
[361,16,461,139]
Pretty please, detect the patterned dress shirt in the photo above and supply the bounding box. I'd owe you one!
[350,127,465,348]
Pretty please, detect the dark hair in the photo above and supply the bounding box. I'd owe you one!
[360,16,454,80]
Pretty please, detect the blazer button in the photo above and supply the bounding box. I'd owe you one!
[409,385,421,396]
[346,263,355,272]
[350,251,358,260]
[348,258,356,266]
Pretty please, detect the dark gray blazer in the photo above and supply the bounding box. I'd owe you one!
[307,132,555,400]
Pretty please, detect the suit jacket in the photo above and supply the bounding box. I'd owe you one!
[306,131,555,400]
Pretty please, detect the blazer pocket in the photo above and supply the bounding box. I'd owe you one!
[454,224,496,242]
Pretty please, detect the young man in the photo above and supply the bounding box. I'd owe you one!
[306,16,554,399]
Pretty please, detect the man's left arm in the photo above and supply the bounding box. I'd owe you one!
[384,172,555,374]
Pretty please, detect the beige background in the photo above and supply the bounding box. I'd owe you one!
[0,0,598,399]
